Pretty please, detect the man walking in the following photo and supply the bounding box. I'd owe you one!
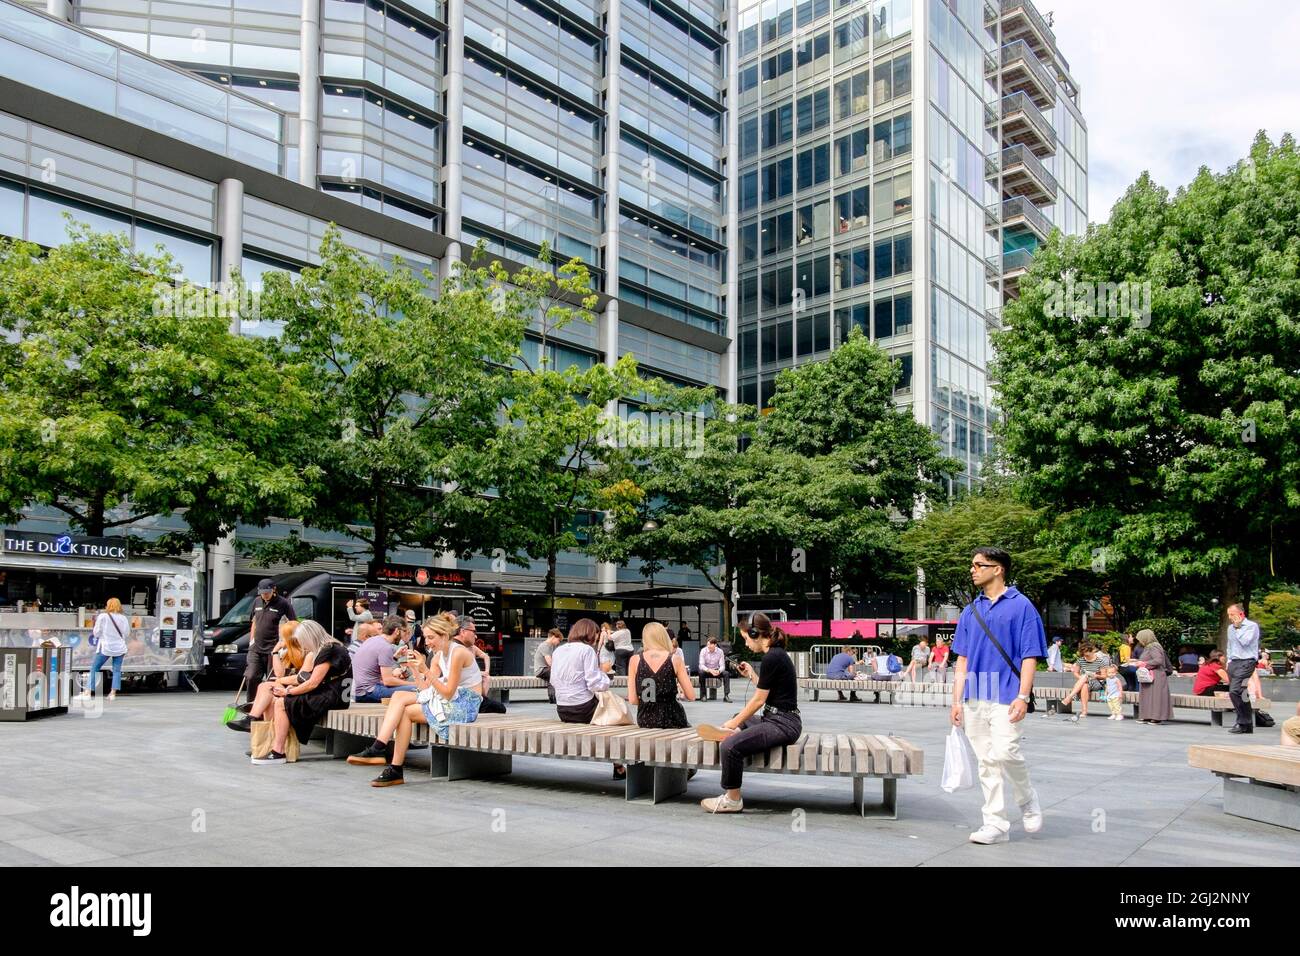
[950,547,1046,845]
[244,578,296,706]
[1225,603,1260,734]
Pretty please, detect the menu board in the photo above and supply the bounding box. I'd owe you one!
[176,611,195,650]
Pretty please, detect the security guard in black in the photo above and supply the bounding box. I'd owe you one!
[243,578,297,703]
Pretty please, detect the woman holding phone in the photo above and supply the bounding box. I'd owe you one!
[696,612,802,814]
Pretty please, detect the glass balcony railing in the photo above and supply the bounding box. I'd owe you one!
[1003,247,1034,273]
[1000,0,1069,72]
[0,0,284,174]
[1000,39,1056,104]
[1001,91,1054,150]
[1001,144,1058,199]
[1000,196,1053,239]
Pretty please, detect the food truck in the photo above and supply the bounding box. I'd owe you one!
[0,530,205,692]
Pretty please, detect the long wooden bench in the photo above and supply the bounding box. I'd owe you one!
[321,709,923,818]
[799,678,1271,726]
[1188,745,1300,830]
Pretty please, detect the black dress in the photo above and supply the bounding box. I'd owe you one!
[634,654,688,729]
[283,642,351,743]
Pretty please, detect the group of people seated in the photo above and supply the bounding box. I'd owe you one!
[821,638,952,701]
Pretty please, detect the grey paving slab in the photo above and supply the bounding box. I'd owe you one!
[0,689,1297,866]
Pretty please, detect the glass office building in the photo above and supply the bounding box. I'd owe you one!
[0,0,728,614]
[733,0,1086,616]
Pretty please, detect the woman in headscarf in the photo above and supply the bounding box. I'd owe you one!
[1135,628,1172,725]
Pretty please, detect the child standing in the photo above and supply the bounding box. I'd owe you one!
[1104,665,1125,721]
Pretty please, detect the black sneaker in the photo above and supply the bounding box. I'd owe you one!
[371,765,405,787]
[236,702,255,715]
[1228,725,1253,734]
[226,716,253,733]
[347,740,391,766]
[251,751,286,765]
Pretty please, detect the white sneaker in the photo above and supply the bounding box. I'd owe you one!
[77,691,92,701]
[700,793,743,814]
[968,825,1009,844]
[1114,715,1124,721]
[1020,792,1044,833]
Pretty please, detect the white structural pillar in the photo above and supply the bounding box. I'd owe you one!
[724,0,739,402]
[208,178,245,617]
[440,0,467,282]
[46,0,72,20]
[597,0,623,596]
[299,0,322,187]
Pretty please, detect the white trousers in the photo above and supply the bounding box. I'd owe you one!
[963,699,1034,833]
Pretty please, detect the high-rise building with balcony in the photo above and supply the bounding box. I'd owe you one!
[733,0,1086,618]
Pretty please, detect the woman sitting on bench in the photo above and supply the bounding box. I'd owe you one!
[252,621,351,764]
[696,612,802,814]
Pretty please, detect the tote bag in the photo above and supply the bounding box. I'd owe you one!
[591,690,634,726]
[250,720,300,762]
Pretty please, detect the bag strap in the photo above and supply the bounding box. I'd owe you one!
[970,603,1021,676]
[108,614,126,640]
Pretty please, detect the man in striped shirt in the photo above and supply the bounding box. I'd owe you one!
[1060,641,1112,718]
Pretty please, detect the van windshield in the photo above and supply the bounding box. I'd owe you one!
[216,592,257,627]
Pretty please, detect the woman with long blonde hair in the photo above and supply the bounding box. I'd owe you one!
[628,622,695,730]
[252,619,352,764]
[81,596,130,701]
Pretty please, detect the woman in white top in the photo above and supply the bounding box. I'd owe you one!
[370,614,482,788]
[550,618,611,724]
[82,597,130,701]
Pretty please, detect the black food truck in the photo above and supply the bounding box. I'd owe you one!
[204,565,500,684]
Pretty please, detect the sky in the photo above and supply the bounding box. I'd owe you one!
[1040,0,1300,224]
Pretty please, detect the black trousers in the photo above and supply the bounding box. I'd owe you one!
[1118,663,1140,693]
[720,711,802,791]
[479,694,507,714]
[614,649,634,677]
[243,646,272,705]
[1196,684,1229,697]
[1227,658,1255,728]
[556,696,598,724]
[700,670,730,697]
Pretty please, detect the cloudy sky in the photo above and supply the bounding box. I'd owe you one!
[1041,0,1300,223]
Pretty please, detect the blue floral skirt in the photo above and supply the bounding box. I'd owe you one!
[421,686,482,742]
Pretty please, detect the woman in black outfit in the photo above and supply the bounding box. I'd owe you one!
[629,621,696,728]
[697,612,802,813]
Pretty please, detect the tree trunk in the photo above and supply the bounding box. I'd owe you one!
[369,487,388,581]
[85,492,106,536]
[546,550,557,600]
[1218,566,1242,652]
[721,558,735,642]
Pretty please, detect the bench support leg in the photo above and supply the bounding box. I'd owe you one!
[653,767,689,804]
[854,776,898,819]
[444,749,512,782]
[330,731,367,760]
[625,763,652,801]
[1221,777,1300,831]
[428,746,449,778]
[1211,709,1223,727]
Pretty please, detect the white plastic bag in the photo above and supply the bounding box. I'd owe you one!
[941,726,977,793]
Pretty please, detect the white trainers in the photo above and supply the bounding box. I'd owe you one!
[1020,792,1044,833]
[968,825,1009,844]
[700,793,743,814]
[1114,715,1124,721]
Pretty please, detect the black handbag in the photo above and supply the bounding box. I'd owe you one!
[969,605,1036,713]
[1255,710,1275,728]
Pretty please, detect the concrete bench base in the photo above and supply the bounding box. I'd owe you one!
[1221,777,1300,831]
[1188,744,1300,830]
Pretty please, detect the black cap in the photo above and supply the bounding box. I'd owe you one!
[257,578,275,592]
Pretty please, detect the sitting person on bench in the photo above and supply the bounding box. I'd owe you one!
[250,621,351,764]
[228,619,317,730]
[453,615,506,715]
[550,618,611,724]
[698,636,731,702]
[1060,641,1110,717]
[629,622,695,732]
[902,639,930,682]
[352,616,420,703]
[535,628,563,704]
[1193,650,1230,697]
[697,612,802,814]
[826,650,860,701]
[346,614,458,768]
[368,614,483,787]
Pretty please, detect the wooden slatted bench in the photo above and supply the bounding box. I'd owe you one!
[1040,685,1271,724]
[1188,745,1300,830]
[801,678,950,706]
[321,710,923,818]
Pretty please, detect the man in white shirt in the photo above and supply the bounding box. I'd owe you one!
[610,619,634,675]
[1226,603,1261,734]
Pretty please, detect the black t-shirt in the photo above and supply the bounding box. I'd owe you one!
[756,647,798,711]
[310,642,352,688]
[251,594,297,651]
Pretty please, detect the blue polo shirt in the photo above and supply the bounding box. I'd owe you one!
[827,652,855,679]
[951,586,1047,705]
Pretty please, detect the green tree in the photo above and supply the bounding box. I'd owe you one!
[899,487,1083,614]
[1253,587,1300,647]
[992,133,1300,645]
[590,403,791,633]
[758,329,954,637]
[256,228,542,575]
[0,224,316,546]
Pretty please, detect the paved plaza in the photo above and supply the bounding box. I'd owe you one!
[2,689,1297,867]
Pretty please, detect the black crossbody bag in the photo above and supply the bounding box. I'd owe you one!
[970,605,1036,713]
